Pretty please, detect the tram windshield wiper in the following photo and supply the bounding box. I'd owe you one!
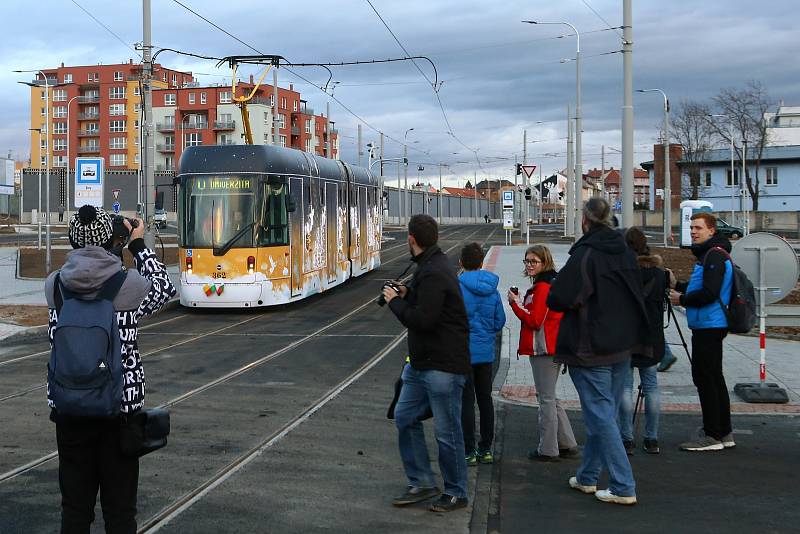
[213,222,256,257]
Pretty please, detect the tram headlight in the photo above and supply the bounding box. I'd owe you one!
[186,257,193,275]
[247,255,255,275]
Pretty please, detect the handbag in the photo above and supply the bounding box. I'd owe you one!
[120,408,171,457]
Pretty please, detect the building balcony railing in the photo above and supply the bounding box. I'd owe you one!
[77,130,100,137]
[155,164,174,172]
[291,126,301,136]
[217,140,236,145]
[78,96,99,104]
[77,146,100,154]
[292,107,314,116]
[181,122,208,130]
[247,97,273,106]
[78,113,100,120]
[156,123,175,132]
[212,120,235,130]
[157,144,175,153]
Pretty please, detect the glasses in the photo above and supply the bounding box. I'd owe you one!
[522,259,542,266]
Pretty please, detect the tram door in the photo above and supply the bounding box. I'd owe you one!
[289,177,304,297]
[359,186,368,269]
[326,182,338,283]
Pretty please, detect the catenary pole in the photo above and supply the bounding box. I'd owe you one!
[566,104,574,237]
[273,69,279,145]
[142,0,156,249]
[523,129,529,244]
[573,29,583,239]
[621,0,634,228]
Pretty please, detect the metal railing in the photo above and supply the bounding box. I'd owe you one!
[77,146,100,154]
[291,126,301,136]
[156,123,176,132]
[78,112,100,120]
[156,144,176,152]
[212,120,235,130]
[77,130,100,137]
[181,122,208,130]
[78,95,99,104]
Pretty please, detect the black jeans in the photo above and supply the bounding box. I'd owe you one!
[690,328,732,440]
[55,418,139,534]
[461,363,494,454]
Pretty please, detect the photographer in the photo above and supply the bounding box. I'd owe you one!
[383,214,472,513]
[45,205,176,532]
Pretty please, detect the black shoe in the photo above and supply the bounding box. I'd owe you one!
[429,494,468,512]
[392,486,441,506]
[623,440,635,456]
[527,449,560,462]
[643,439,660,454]
[559,447,581,459]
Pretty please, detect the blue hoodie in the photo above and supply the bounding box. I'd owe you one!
[459,270,506,364]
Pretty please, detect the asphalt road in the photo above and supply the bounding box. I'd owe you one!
[0,223,503,533]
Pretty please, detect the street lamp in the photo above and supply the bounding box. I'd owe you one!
[637,88,671,246]
[523,20,582,239]
[28,128,43,249]
[17,69,59,272]
[65,94,80,222]
[709,114,736,225]
[403,128,415,224]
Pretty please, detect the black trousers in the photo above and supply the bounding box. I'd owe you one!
[55,418,139,534]
[690,328,732,440]
[461,363,494,454]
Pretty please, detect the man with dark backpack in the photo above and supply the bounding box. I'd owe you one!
[45,205,176,532]
[669,212,735,452]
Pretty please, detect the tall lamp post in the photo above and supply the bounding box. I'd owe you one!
[523,20,582,239]
[637,88,671,246]
[64,94,80,222]
[17,70,58,272]
[710,114,736,225]
[403,128,415,224]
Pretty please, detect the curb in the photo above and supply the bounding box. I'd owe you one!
[1,297,183,344]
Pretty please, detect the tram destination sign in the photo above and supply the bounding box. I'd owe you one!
[194,177,252,190]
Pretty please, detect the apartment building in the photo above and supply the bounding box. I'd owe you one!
[25,62,340,173]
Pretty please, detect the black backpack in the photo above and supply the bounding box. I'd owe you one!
[705,247,757,334]
[48,271,127,418]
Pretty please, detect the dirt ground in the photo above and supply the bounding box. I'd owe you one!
[18,246,178,278]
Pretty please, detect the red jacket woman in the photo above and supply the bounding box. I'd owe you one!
[511,269,562,356]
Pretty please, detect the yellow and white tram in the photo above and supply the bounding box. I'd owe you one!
[176,144,381,307]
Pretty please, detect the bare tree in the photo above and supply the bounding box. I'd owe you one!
[709,81,772,210]
[671,101,716,199]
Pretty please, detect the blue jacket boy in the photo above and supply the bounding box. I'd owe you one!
[459,269,506,364]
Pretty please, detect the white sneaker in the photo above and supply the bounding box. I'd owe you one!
[721,433,736,448]
[568,476,596,494]
[595,489,637,505]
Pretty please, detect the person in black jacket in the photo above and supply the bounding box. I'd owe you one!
[617,227,666,455]
[547,198,647,506]
[384,214,472,513]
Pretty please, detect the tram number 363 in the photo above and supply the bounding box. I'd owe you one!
[211,272,227,279]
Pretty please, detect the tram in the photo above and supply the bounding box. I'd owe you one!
[175,144,381,307]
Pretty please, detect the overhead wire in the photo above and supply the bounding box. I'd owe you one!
[68,0,142,59]
[579,0,625,40]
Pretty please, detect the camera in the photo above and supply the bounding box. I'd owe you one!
[111,215,140,240]
[376,281,402,307]
[510,286,519,295]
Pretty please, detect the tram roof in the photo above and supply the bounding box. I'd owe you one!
[178,144,375,186]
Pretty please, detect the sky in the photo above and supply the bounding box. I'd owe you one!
[1,0,797,188]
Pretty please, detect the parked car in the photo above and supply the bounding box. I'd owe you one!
[153,208,167,229]
[716,218,744,239]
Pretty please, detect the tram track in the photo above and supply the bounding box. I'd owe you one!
[0,225,491,486]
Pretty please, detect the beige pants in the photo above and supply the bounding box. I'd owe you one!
[529,356,578,457]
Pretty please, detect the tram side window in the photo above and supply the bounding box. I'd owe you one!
[258,182,289,246]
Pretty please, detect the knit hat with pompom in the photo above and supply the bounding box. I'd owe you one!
[68,205,114,249]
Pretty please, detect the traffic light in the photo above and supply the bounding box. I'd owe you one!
[515,163,522,176]
[524,187,532,200]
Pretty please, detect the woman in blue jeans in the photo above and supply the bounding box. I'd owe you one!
[617,227,666,455]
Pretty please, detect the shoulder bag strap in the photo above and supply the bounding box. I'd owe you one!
[97,270,128,302]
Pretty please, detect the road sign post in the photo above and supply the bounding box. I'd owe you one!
[521,165,536,244]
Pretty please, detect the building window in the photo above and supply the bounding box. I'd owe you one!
[134,119,140,129]
[114,71,123,81]
[53,106,67,118]
[703,170,712,187]
[64,73,72,84]
[200,92,207,104]
[184,133,202,147]
[162,73,167,82]
[219,112,232,123]
[305,119,311,134]
[134,86,140,96]
[86,123,99,133]
[109,104,125,116]
[293,100,298,112]
[41,107,46,117]
[53,155,67,167]
[164,93,176,106]
[278,114,286,128]
[109,153,127,167]
[134,103,141,113]
[264,111,270,125]
[279,135,286,147]
[726,168,740,187]
[171,73,177,86]
[53,122,67,134]
[164,156,173,170]
[109,86,126,99]
[269,95,274,107]
[264,132,270,143]
[218,133,232,145]
[40,155,46,167]
[53,89,67,102]
[280,96,286,109]
[110,120,126,132]
[188,92,195,104]
[219,91,232,104]
[766,167,778,186]
[134,153,140,164]
[305,139,311,152]
[53,139,66,151]
[110,137,127,149]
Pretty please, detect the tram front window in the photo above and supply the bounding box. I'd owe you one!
[258,181,289,246]
[181,175,255,249]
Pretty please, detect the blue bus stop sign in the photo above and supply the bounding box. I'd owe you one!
[615,200,622,211]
